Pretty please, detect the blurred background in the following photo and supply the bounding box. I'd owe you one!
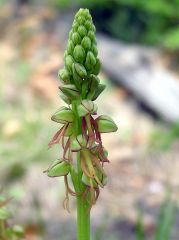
[1,0,179,239]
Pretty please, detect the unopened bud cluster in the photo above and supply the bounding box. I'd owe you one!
[46,8,118,210]
[58,8,105,103]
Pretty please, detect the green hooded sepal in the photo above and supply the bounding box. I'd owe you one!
[92,58,101,75]
[92,84,106,101]
[58,68,71,84]
[45,160,70,177]
[51,106,74,124]
[77,99,97,117]
[96,115,118,133]
[60,93,71,105]
[59,84,80,100]
[86,74,100,99]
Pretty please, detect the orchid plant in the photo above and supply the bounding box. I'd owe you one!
[45,8,118,240]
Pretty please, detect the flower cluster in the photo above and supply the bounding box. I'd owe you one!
[46,8,118,210]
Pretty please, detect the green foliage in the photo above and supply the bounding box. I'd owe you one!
[137,198,177,240]
[154,196,176,240]
[54,0,179,50]
[0,192,24,240]
[163,29,179,50]
[136,210,145,240]
[150,122,179,151]
[0,59,57,184]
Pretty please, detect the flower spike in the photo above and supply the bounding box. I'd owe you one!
[46,8,118,213]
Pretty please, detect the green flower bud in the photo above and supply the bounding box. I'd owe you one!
[58,68,71,84]
[81,9,89,18]
[72,21,79,31]
[73,45,86,63]
[77,16,85,25]
[86,13,92,21]
[96,115,118,133]
[76,9,82,17]
[91,44,98,57]
[78,25,87,37]
[88,31,95,41]
[51,106,74,124]
[91,24,96,32]
[67,40,75,55]
[65,55,74,73]
[85,51,96,70]
[46,160,70,177]
[72,64,82,90]
[69,30,73,38]
[64,50,68,58]
[92,58,101,75]
[74,63,87,78]
[59,84,80,100]
[92,84,106,101]
[81,36,91,50]
[72,32,81,45]
[77,100,97,117]
[85,20,92,30]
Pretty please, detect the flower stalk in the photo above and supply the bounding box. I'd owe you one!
[46,8,118,240]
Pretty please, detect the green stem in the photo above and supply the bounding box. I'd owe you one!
[72,100,91,240]
[77,191,90,240]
